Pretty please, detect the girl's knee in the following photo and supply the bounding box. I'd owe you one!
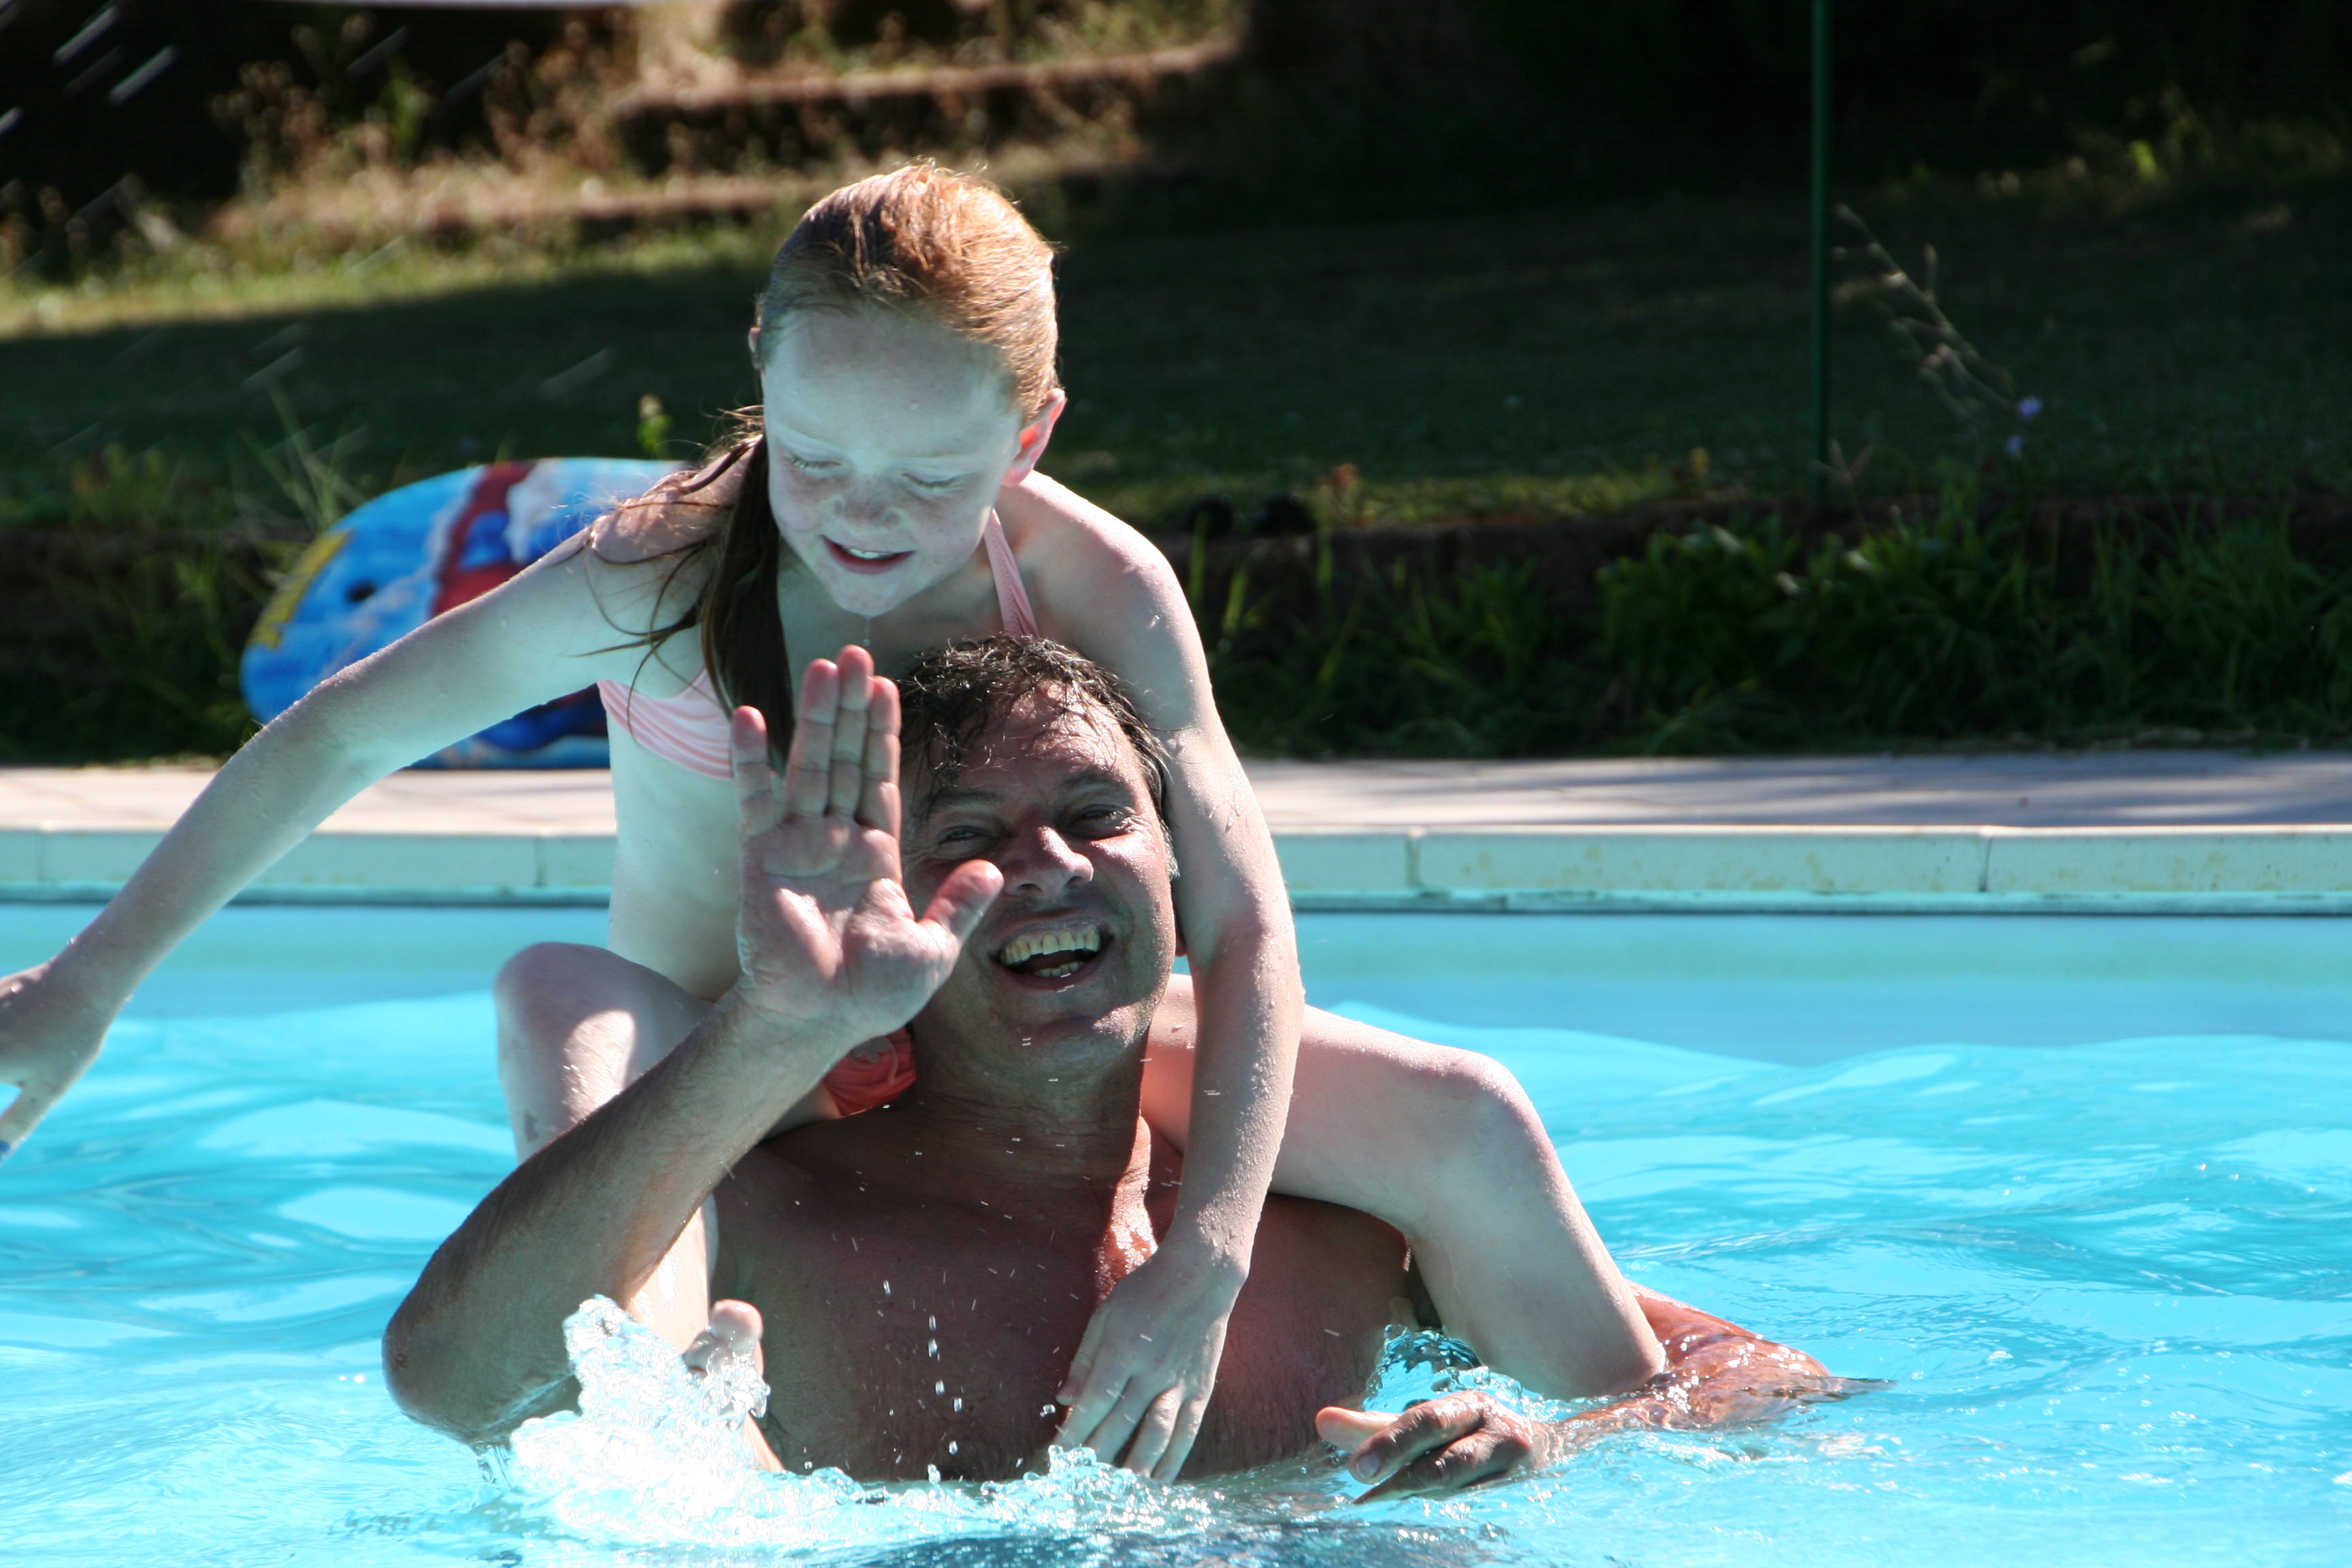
[495,943,614,1061]
[495,942,604,1005]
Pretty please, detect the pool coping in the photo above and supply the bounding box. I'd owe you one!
[7,822,2352,911]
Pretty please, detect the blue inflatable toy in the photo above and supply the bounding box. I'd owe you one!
[242,457,683,767]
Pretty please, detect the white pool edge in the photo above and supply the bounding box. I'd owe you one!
[7,823,2352,910]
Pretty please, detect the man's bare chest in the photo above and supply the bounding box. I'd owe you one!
[730,1201,1104,1480]
[719,1186,1409,1484]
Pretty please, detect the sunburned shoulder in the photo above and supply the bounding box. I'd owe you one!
[585,448,747,568]
[994,470,1175,597]
[992,470,1203,695]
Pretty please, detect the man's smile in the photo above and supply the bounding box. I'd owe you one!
[994,922,1106,983]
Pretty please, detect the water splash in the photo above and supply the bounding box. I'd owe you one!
[501,1298,1236,1556]
[1365,1328,1588,1425]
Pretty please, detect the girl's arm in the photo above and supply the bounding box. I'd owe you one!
[0,539,686,1155]
[1005,475,1304,1480]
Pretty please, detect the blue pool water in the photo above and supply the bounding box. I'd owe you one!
[3,906,2349,1565]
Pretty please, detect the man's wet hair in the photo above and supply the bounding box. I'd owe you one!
[896,636,1170,819]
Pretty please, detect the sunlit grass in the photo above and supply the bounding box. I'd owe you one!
[0,222,793,340]
[5,172,2346,515]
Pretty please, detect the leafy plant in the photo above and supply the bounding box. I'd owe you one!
[1597,497,2352,751]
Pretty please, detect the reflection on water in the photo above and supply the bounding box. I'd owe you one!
[3,951,2351,1565]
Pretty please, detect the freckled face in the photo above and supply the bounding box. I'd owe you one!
[760,308,1028,617]
[901,697,1175,1079]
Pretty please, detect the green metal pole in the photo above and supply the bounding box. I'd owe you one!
[1809,0,1832,508]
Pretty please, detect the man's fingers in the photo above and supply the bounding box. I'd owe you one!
[1315,1407,1394,1450]
[1343,1396,1486,1485]
[920,861,1003,950]
[827,646,875,817]
[783,658,841,819]
[682,1299,763,1369]
[858,677,902,836]
[1358,1435,1522,1502]
[707,1298,765,1365]
[730,706,781,833]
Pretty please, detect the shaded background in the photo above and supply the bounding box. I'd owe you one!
[1,0,2347,761]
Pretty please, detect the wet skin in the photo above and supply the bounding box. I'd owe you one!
[386,656,1844,1493]
[715,698,1406,1480]
[721,1118,1409,1481]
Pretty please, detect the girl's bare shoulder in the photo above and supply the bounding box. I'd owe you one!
[996,470,1179,600]
[585,448,747,568]
[996,471,1209,725]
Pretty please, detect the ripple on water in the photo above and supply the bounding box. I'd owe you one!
[4,982,2352,1566]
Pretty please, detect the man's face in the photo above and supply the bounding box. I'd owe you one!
[900,692,1175,1083]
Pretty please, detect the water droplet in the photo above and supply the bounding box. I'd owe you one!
[948,1441,959,1455]
[928,1463,941,1483]
[929,1339,939,1356]
[928,1315,937,1330]
[936,1379,945,1394]
[883,1280,892,1297]
[953,1396,964,1411]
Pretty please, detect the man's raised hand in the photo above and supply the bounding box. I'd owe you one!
[728,645,1001,1048]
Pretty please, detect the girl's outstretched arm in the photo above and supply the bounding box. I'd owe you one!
[1000,474,1303,1481]
[0,536,685,1156]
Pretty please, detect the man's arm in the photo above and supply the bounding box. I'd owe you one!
[383,989,834,1443]
[1319,1290,1870,1498]
[383,650,1000,1446]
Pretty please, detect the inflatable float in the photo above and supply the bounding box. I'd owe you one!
[242,457,683,768]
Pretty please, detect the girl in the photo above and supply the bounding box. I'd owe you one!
[0,165,1659,1480]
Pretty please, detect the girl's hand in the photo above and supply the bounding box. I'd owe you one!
[729,646,1001,1049]
[0,962,114,1161]
[1054,1235,1247,1480]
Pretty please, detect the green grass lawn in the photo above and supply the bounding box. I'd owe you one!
[3,174,2345,532]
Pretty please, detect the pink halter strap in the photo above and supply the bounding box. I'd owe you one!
[981,510,1041,638]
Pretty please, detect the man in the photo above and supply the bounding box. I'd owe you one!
[385,638,1839,1494]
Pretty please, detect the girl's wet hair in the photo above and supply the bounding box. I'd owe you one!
[610,164,1060,751]
[758,162,1060,421]
[897,636,1171,822]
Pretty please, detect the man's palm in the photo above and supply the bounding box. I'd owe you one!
[730,648,999,1047]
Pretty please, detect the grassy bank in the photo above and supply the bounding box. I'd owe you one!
[1192,489,2352,759]
[2,163,2347,763]
[4,172,2349,532]
[10,463,2349,764]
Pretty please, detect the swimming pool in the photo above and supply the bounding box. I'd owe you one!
[3,904,2349,1565]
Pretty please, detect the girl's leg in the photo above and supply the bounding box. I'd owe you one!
[1138,974,1663,1399]
[493,943,830,1351]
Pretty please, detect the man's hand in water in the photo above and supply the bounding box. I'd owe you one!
[1316,1293,1862,1498]
[729,645,1002,1050]
[682,1299,783,1473]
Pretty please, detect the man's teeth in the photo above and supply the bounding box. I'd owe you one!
[998,926,1103,969]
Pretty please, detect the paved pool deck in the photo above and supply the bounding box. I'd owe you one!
[3,751,2351,911]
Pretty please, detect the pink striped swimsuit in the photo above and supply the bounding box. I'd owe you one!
[595,510,1042,1115]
